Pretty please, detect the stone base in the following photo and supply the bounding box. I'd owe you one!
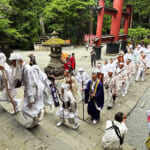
[94,46,102,60]
[106,42,120,54]
[45,64,64,80]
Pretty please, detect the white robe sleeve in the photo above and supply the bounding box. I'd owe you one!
[23,66,37,97]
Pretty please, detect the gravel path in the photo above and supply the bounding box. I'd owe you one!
[125,86,150,150]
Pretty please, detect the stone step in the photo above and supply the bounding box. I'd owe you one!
[41,112,97,150]
[0,105,45,150]
[0,103,74,150]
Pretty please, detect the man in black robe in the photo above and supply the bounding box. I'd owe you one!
[85,71,104,124]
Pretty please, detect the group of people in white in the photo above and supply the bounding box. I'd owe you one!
[92,43,150,111]
[0,43,149,150]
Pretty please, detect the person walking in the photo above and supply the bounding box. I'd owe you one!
[90,48,96,67]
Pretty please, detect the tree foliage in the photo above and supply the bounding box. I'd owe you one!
[0,0,150,49]
[0,0,20,40]
[120,27,150,44]
[43,0,96,44]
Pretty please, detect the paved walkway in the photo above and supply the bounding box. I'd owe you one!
[125,85,150,150]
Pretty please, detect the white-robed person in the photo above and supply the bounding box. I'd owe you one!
[135,51,147,82]
[76,67,90,101]
[104,66,117,110]
[107,58,116,74]
[94,63,102,73]
[124,49,134,63]
[116,62,127,97]
[145,46,150,69]
[9,53,45,128]
[102,112,128,150]
[31,65,54,112]
[101,59,108,80]
[56,83,79,130]
[0,53,21,114]
[133,45,141,64]
[125,58,135,94]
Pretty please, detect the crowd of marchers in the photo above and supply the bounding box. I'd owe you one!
[0,43,150,150]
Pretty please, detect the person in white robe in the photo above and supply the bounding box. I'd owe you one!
[140,45,146,53]
[116,62,127,97]
[0,53,21,114]
[63,69,78,101]
[102,112,128,150]
[133,45,141,64]
[145,47,150,69]
[135,51,147,82]
[101,59,108,79]
[107,59,116,74]
[113,56,118,69]
[125,58,135,94]
[124,49,134,63]
[76,67,90,101]
[9,53,45,128]
[94,63,102,73]
[31,65,54,112]
[56,84,79,130]
[104,67,117,110]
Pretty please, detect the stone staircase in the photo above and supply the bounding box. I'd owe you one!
[0,103,136,150]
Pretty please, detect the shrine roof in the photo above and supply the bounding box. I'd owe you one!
[104,7,117,13]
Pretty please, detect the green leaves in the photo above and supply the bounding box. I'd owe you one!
[120,27,150,42]
[43,0,96,43]
[0,0,21,39]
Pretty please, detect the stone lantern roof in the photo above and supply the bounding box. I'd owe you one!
[43,31,70,48]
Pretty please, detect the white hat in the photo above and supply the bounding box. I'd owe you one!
[97,63,101,67]
[119,62,124,65]
[9,53,23,61]
[78,67,84,72]
[60,84,69,89]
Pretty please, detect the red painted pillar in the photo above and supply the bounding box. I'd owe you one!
[96,0,105,46]
[110,0,124,41]
[124,5,132,35]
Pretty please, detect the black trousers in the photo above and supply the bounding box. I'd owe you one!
[87,100,100,121]
[91,58,96,67]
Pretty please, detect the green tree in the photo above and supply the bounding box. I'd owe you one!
[43,0,96,44]
[10,0,47,49]
[0,0,20,40]
[120,27,150,43]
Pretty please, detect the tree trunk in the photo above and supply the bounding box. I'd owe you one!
[130,7,133,28]
[89,7,93,35]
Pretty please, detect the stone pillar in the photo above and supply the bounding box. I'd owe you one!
[106,42,120,55]
[94,46,102,60]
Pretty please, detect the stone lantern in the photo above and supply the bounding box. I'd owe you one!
[43,31,69,79]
